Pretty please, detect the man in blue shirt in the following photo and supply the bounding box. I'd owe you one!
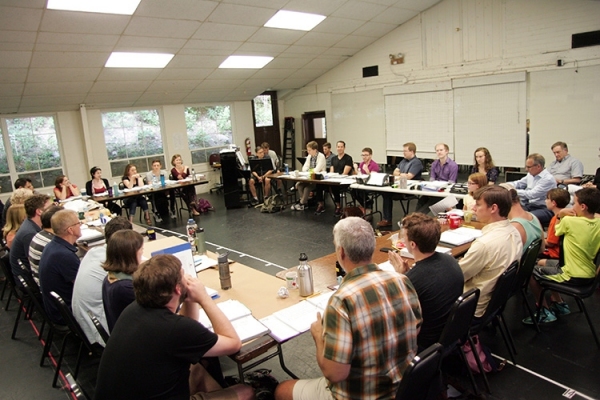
[39,209,82,325]
[506,153,557,226]
[378,142,423,227]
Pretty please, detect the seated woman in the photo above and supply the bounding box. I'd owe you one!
[463,172,488,212]
[122,164,151,224]
[508,188,545,252]
[170,154,200,216]
[53,175,80,200]
[101,230,144,332]
[471,147,500,184]
[2,204,26,248]
[146,159,176,222]
[292,141,326,211]
[86,166,121,216]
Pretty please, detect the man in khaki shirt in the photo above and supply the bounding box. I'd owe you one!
[459,186,522,318]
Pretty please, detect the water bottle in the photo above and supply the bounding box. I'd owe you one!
[186,218,198,254]
[297,253,314,297]
[99,212,107,225]
[196,227,206,255]
[160,174,166,187]
[218,252,231,290]
[112,182,119,196]
[191,168,196,181]
[152,174,158,188]
[284,163,289,174]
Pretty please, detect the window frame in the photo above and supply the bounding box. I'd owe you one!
[184,103,234,165]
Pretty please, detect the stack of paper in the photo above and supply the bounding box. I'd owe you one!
[440,227,483,246]
[198,299,269,343]
[399,246,452,259]
[260,291,334,342]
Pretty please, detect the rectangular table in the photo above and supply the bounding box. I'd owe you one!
[267,172,355,206]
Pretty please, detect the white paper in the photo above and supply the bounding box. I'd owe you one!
[429,195,458,215]
[440,227,483,246]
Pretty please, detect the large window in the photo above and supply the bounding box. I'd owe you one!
[253,94,274,127]
[101,109,164,177]
[0,115,63,191]
[185,106,232,164]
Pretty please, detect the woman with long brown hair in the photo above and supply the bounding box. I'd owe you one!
[471,147,500,184]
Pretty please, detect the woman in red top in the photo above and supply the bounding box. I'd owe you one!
[170,154,200,216]
[54,175,80,200]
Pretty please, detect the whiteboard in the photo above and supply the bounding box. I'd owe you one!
[331,89,385,163]
[385,90,453,159]
[529,65,600,175]
[453,80,526,167]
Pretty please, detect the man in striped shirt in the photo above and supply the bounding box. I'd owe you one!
[28,205,62,285]
[275,217,422,400]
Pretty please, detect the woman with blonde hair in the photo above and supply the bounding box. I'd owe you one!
[463,173,488,212]
[471,147,500,184]
[170,154,200,216]
[3,204,26,248]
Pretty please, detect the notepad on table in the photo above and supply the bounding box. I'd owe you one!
[197,299,269,343]
[440,227,483,246]
[259,291,334,342]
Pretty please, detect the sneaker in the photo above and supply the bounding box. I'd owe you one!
[550,302,571,315]
[250,197,259,206]
[315,204,325,215]
[170,211,177,219]
[154,214,163,223]
[334,206,342,217]
[522,307,557,325]
[292,203,305,211]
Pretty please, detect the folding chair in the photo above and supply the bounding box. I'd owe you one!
[513,239,543,332]
[395,343,444,400]
[88,311,110,345]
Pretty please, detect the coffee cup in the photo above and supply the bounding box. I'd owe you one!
[285,271,298,289]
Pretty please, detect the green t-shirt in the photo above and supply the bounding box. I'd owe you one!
[548,216,600,282]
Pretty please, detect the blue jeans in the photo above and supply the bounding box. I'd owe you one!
[124,195,148,217]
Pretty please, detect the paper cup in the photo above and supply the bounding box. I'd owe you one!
[285,271,298,289]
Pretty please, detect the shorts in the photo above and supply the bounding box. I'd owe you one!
[190,387,238,400]
[292,377,335,400]
[533,265,594,286]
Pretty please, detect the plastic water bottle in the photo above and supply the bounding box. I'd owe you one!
[196,227,206,255]
[152,174,158,188]
[297,253,314,297]
[112,182,119,196]
[191,168,196,181]
[218,252,231,290]
[284,163,289,174]
[186,219,198,254]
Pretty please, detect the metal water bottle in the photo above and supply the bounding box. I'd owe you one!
[186,218,198,254]
[196,227,206,255]
[160,174,166,187]
[297,253,314,297]
[191,168,196,181]
[218,252,231,290]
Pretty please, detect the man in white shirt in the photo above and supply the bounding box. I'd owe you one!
[459,186,523,318]
[505,153,557,226]
[548,141,584,186]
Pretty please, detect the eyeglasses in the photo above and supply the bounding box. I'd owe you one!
[361,154,370,157]
[525,164,539,169]
[467,181,477,185]
[69,221,83,229]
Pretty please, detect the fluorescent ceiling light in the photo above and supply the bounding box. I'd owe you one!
[47,0,141,15]
[219,56,274,69]
[105,52,174,68]
[264,10,326,31]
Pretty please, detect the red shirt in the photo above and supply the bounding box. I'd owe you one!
[543,215,560,259]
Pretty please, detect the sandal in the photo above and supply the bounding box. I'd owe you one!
[191,209,200,216]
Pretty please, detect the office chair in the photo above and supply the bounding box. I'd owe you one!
[536,251,600,348]
[395,343,444,400]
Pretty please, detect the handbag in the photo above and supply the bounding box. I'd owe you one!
[462,335,495,374]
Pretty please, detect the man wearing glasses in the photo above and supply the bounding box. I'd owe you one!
[39,209,82,325]
[504,153,557,226]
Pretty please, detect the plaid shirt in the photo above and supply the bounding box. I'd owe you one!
[322,264,422,400]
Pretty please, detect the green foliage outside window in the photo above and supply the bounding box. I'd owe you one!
[185,106,232,164]
[253,95,273,127]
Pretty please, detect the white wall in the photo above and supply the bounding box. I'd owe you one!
[283,0,600,172]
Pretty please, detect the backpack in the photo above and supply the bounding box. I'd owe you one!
[259,194,284,213]
[196,198,214,213]
[225,369,279,400]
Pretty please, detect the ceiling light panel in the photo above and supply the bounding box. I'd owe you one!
[105,52,174,68]
[219,56,273,69]
[47,0,141,15]
[264,10,326,31]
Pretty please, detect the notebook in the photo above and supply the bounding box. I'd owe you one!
[439,227,483,246]
[151,242,195,278]
[197,299,269,343]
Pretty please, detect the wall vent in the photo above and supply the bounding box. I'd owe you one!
[362,65,378,78]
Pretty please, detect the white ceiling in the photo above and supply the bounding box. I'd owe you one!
[0,0,440,114]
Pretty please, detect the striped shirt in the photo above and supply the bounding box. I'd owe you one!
[28,230,54,285]
[323,263,422,400]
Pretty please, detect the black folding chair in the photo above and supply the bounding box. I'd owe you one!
[469,261,519,393]
[536,251,600,348]
[395,343,444,400]
[88,311,110,345]
[49,292,103,388]
[514,238,543,332]
[438,288,481,396]
[0,252,31,339]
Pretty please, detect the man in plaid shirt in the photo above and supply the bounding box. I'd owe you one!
[275,217,422,400]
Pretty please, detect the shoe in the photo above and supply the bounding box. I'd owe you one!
[250,197,259,206]
[315,204,325,215]
[191,209,200,216]
[288,186,297,193]
[170,211,177,219]
[292,203,305,211]
[145,217,152,225]
[334,206,342,217]
[154,214,163,223]
[522,307,557,325]
[377,220,392,227]
[550,302,571,315]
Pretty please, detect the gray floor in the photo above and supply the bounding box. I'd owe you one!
[1,188,600,399]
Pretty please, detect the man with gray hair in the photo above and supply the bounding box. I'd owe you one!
[505,153,556,226]
[275,217,422,400]
[548,141,584,186]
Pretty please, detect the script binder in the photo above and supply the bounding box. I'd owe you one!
[440,227,483,246]
[259,291,334,342]
[151,242,195,278]
[197,299,269,343]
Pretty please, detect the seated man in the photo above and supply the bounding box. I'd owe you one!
[262,141,284,195]
[388,213,464,351]
[379,142,423,227]
[94,254,254,400]
[28,205,62,285]
[548,141,584,186]
[248,146,273,205]
[72,216,132,345]
[507,189,544,252]
[505,153,557,226]
[328,141,353,216]
[459,186,522,319]
[39,209,82,325]
[275,217,422,400]
[292,141,326,211]
[350,147,381,214]
[525,187,600,324]
[415,143,459,214]
[322,142,334,169]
